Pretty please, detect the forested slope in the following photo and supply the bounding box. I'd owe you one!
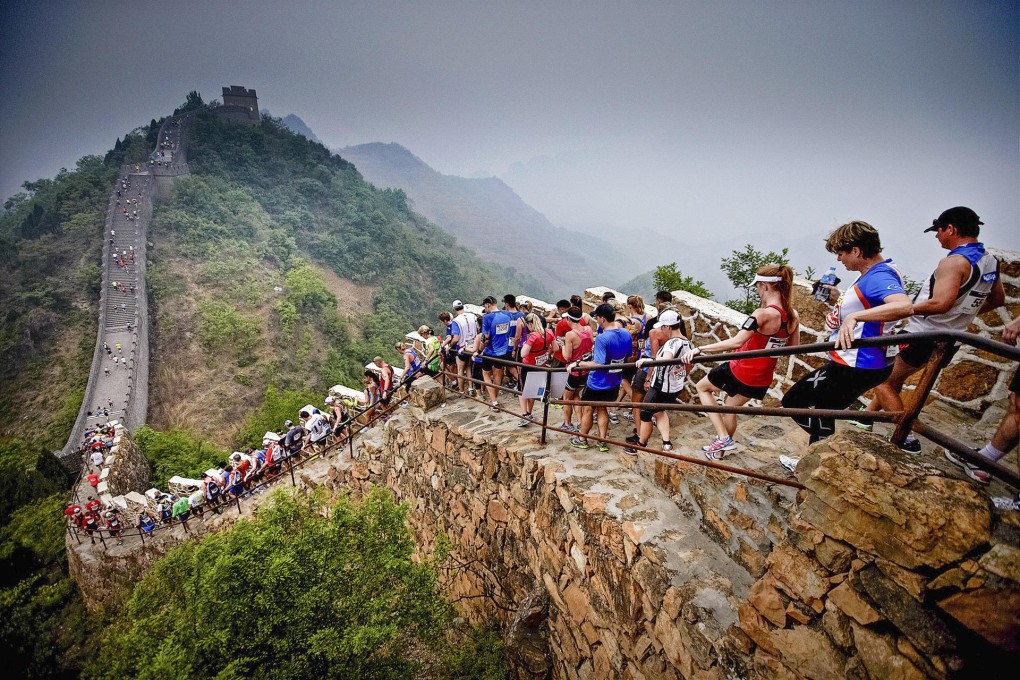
[146,110,544,444]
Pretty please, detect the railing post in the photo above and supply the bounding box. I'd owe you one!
[235,495,242,515]
[541,371,552,445]
[288,452,297,487]
[891,340,953,446]
[68,524,81,545]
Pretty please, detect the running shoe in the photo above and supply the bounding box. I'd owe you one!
[569,437,590,450]
[608,412,620,425]
[944,450,991,485]
[489,401,500,412]
[560,423,578,433]
[625,433,640,445]
[779,455,800,473]
[622,411,634,421]
[846,418,873,432]
[701,436,736,460]
[596,442,610,453]
[517,415,531,428]
[662,441,673,452]
[991,495,1020,512]
[897,435,921,455]
[623,440,644,455]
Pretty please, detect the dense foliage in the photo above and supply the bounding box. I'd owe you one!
[0,440,86,679]
[0,156,118,446]
[86,488,463,679]
[652,262,712,300]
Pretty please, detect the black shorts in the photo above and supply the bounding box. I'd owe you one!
[456,350,474,364]
[443,351,458,367]
[639,387,681,422]
[480,352,509,372]
[631,368,648,393]
[621,365,637,381]
[707,363,768,400]
[897,335,959,369]
[565,371,588,393]
[1010,368,1019,394]
[581,386,618,403]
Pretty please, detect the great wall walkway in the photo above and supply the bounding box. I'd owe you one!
[61,115,190,468]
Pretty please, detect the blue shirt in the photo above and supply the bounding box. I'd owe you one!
[587,327,632,391]
[826,260,905,370]
[482,310,512,356]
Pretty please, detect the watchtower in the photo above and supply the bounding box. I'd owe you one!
[218,85,259,124]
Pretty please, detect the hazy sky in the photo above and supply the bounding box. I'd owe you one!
[2,0,1017,282]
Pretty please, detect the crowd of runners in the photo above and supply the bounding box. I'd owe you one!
[64,208,1020,538]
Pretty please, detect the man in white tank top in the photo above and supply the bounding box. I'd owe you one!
[860,207,1004,453]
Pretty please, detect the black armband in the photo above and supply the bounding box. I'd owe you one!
[741,316,759,332]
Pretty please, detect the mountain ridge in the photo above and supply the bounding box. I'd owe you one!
[336,141,634,294]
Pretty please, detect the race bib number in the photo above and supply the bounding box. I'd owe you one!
[966,291,988,310]
[608,358,626,374]
[535,354,548,366]
[765,336,788,349]
[495,322,510,335]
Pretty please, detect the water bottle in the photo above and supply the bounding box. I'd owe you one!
[815,266,837,301]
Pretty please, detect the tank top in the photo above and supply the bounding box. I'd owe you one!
[453,312,478,350]
[650,336,691,393]
[567,326,594,374]
[522,329,555,366]
[906,243,999,333]
[731,305,790,388]
[404,349,422,373]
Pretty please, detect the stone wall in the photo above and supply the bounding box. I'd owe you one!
[739,430,1019,678]
[67,379,1018,676]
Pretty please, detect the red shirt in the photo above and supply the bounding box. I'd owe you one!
[64,505,82,521]
[86,473,100,487]
[730,305,790,388]
[86,499,102,514]
[522,329,555,366]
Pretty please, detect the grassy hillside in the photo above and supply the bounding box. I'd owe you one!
[147,110,543,446]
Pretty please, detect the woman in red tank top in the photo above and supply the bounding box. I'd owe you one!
[681,265,801,460]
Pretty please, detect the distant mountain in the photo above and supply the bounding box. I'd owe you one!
[337,142,635,294]
[264,110,322,144]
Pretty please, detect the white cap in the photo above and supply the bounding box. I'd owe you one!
[654,310,681,328]
[452,299,464,309]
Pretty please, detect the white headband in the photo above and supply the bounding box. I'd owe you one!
[753,275,782,284]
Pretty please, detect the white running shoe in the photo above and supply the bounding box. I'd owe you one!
[779,455,800,473]
[944,450,991,485]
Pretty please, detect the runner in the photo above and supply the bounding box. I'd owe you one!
[857,207,1004,453]
[451,300,479,395]
[781,221,911,445]
[472,296,513,411]
[555,307,594,433]
[568,303,633,452]
[516,313,556,427]
[627,310,692,454]
[684,265,800,459]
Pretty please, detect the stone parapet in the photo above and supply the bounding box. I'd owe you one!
[319,379,762,679]
[740,431,1019,678]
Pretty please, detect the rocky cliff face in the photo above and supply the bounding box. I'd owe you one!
[742,430,1019,678]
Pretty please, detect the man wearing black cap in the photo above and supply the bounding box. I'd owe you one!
[856,206,1004,454]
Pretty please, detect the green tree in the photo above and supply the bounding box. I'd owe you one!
[652,262,712,299]
[86,488,453,679]
[133,426,228,488]
[720,244,791,314]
